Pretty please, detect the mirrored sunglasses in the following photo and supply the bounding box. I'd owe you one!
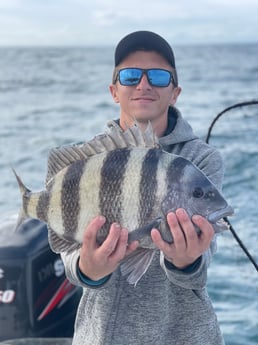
[115,68,175,87]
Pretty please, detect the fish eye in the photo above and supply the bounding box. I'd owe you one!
[192,187,204,198]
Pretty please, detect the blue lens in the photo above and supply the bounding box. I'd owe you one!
[147,69,171,87]
[117,68,172,87]
[119,69,142,85]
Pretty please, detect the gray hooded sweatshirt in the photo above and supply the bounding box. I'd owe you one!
[59,107,225,345]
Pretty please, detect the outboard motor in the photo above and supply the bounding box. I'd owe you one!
[0,216,81,341]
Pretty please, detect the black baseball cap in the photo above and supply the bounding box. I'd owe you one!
[114,31,178,86]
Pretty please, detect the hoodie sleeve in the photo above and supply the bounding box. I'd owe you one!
[61,250,113,289]
[61,250,83,286]
[161,237,218,290]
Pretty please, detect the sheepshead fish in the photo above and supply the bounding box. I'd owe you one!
[14,123,233,285]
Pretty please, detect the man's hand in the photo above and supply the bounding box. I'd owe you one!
[79,216,138,281]
[151,208,214,269]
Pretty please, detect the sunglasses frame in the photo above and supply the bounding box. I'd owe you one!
[114,68,176,87]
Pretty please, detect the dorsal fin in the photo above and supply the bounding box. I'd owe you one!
[107,121,159,148]
[46,122,160,183]
[46,145,89,184]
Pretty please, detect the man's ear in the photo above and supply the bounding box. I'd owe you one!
[109,84,120,103]
[170,86,182,105]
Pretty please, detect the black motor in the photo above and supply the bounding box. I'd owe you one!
[0,216,81,341]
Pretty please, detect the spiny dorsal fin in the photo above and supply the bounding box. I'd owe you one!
[106,121,159,149]
[46,122,159,183]
[46,145,89,184]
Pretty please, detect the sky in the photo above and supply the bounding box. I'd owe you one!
[0,0,258,47]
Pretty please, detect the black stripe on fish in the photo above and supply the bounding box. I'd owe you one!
[161,156,188,214]
[36,181,53,222]
[61,159,86,239]
[138,148,160,225]
[99,148,131,232]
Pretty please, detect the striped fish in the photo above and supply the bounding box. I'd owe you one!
[14,123,233,285]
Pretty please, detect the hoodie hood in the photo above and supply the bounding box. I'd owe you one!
[107,106,198,146]
[159,106,198,146]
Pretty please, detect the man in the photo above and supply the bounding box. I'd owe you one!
[54,31,225,344]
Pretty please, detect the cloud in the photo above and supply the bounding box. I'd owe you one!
[0,0,257,46]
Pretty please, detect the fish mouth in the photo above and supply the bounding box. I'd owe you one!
[207,205,234,230]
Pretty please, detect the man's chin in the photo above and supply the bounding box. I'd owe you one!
[132,112,157,123]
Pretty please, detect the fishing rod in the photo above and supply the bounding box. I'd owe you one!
[205,100,258,272]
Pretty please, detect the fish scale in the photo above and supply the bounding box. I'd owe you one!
[76,154,104,243]
[99,148,131,239]
[62,160,85,240]
[118,148,150,232]
[139,148,160,226]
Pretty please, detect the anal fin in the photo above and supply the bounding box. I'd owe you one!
[48,226,81,253]
[120,248,156,286]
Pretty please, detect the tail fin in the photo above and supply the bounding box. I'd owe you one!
[12,167,31,230]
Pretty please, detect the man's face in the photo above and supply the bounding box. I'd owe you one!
[109,50,181,132]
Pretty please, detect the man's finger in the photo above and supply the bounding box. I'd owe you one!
[82,215,106,247]
[101,222,122,256]
[167,211,187,250]
[151,228,171,253]
[192,215,214,244]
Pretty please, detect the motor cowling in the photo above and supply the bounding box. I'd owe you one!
[0,217,81,341]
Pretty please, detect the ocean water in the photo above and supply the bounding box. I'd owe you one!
[0,44,258,344]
